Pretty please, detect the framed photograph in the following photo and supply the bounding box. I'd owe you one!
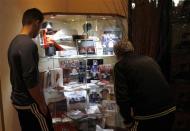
[102,30,121,55]
[64,90,87,111]
[77,39,95,55]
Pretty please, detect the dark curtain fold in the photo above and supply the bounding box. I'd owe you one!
[128,0,172,81]
[156,0,172,81]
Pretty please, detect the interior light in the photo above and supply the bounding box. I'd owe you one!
[173,0,180,7]
[132,2,136,9]
[46,22,52,29]
[95,20,98,31]
[42,22,53,29]
[50,15,55,19]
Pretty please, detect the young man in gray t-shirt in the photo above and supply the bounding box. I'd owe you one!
[8,8,54,131]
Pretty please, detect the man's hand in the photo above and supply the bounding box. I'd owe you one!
[28,84,48,116]
[125,121,138,131]
[39,104,48,116]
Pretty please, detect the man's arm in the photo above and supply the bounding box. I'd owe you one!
[20,42,47,115]
[114,63,133,125]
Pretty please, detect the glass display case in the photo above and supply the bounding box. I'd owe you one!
[35,14,126,131]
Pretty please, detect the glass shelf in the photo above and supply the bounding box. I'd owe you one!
[40,55,115,60]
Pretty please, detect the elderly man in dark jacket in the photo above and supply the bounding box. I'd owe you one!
[113,41,176,131]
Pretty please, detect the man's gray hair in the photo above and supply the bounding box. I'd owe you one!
[114,41,134,57]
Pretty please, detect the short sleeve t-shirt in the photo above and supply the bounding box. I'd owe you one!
[8,34,39,106]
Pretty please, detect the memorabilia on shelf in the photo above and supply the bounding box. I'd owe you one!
[89,91,101,103]
[102,30,121,55]
[87,59,103,81]
[100,89,109,100]
[64,90,87,111]
[99,64,113,81]
[101,100,117,127]
[77,39,96,55]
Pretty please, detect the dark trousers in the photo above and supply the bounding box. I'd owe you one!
[15,103,54,131]
[136,112,175,131]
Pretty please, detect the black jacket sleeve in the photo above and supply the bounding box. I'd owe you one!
[19,42,39,89]
[114,63,133,124]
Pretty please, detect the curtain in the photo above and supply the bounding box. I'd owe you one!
[128,0,172,81]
